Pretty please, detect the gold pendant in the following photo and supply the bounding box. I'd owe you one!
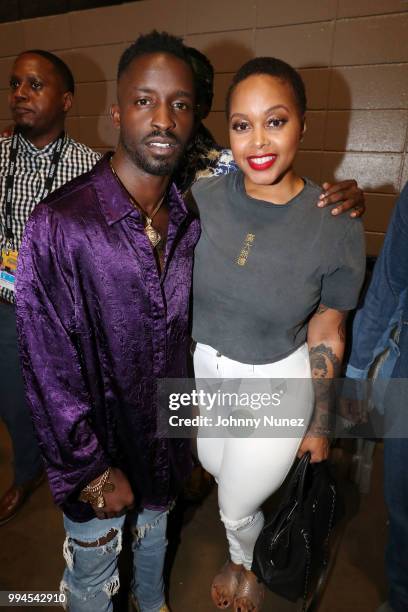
[96,494,105,509]
[145,219,161,248]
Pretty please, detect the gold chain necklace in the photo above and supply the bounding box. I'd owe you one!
[109,159,165,248]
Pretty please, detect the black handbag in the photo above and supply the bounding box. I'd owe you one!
[252,452,342,611]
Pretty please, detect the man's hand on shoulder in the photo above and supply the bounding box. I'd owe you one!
[318,179,365,218]
[83,467,135,519]
[0,125,13,138]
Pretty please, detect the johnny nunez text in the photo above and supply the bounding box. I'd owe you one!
[168,415,306,429]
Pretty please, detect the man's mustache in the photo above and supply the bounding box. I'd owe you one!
[143,130,181,146]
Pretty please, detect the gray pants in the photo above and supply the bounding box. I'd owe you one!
[0,302,42,486]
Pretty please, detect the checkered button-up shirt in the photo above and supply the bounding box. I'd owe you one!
[0,132,101,303]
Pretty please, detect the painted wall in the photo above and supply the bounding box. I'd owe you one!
[1,0,407,253]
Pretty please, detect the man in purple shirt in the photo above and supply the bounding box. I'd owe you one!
[15,32,199,612]
[14,31,366,612]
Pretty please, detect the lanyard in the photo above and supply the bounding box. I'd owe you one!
[4,129,65,248]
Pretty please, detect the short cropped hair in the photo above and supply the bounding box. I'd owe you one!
[19,49,75,94]
[118,30,194,83]
[226,57,307,118]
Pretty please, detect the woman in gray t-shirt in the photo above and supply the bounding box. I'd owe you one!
[191,57,365,611]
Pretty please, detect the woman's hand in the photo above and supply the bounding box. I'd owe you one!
[298,435,329,463]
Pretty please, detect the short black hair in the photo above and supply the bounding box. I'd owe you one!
[118,30,195,84]
[186,46,214,113]
[19,49,75,94]
[226,57,306,118]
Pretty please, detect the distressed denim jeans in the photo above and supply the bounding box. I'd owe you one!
[61,508,168,612]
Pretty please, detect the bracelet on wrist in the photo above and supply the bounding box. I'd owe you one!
[79,468,115,508]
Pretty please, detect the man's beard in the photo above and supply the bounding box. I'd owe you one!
[121,130,184,176]
[14,120,34,134]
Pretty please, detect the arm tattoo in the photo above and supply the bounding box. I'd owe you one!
[309,343,341,408]
[308,324,345,436]
[309,343,341,378]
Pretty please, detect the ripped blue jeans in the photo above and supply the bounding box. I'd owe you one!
[61,508,168,612]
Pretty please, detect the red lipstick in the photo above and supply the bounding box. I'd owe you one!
[247,154,277,171]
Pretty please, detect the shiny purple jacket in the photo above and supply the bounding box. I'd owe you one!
[15,156,200,521]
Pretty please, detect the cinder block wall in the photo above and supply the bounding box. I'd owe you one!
[1,0,407,254]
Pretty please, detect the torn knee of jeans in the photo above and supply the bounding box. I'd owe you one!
[219,509,262,532]
[63,529,122,572]
[63,537,74,571]
[132,516,164,544]
[102,574,120,598]
[59,580,69,610]
[59,574,120,603]
[73,528,118,548]
[131,504,174,543]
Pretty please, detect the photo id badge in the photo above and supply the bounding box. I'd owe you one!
[0,247,18,292]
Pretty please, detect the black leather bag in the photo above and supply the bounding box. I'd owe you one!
[252,452,342,611]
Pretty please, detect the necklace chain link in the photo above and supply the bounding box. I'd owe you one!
[109,159,165,248]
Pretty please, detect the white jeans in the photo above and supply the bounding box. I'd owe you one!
[193,342,314,570]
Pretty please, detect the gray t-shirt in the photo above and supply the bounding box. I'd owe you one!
[191,171,365,364]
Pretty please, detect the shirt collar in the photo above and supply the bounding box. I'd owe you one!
[17,131,69,158]
[92,153,189,227]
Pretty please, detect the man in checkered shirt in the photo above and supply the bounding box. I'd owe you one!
[0,49,100,525]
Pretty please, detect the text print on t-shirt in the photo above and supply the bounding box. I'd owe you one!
[236,232,255,266]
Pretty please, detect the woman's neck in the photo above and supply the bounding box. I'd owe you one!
[244,170,304,205]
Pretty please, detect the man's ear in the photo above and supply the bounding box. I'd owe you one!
[110,104,120,129]
[63,91,73,113]
[300,117,307,142]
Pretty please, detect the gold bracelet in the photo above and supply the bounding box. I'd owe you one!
[79,468,115,508]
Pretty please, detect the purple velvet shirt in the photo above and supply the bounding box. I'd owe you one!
[15,155,200,521]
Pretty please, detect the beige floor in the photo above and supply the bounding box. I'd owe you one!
[0,422,387,612]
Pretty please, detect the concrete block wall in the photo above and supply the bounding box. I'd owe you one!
[0,0,407,254]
